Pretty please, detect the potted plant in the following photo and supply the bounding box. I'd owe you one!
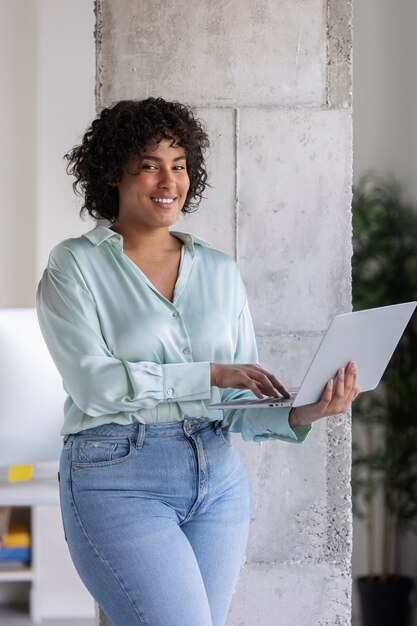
[351,174,417,626]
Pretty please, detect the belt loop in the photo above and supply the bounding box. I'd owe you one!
[135,424,145,449]
[214,420,222,435]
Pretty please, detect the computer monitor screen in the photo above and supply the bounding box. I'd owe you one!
[0,308,65,466]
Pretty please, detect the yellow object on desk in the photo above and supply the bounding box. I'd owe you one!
[3,522,31,547]
[7,465,34,482]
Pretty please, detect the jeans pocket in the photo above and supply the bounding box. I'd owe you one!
[73,438,133,467]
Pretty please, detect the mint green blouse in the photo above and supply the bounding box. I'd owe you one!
[36,225,310,443]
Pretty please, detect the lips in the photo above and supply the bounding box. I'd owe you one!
[150,196,176,208]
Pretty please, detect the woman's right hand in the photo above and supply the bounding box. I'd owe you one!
[210,363,291,399]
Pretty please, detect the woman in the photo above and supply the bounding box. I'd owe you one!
[36,97,359,626]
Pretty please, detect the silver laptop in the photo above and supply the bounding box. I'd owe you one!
[208,302,417,410]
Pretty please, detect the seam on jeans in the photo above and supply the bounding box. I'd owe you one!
[180,436,201,525]
[67,467,147,626]
[201,433,211,508]
[181,429,212,522]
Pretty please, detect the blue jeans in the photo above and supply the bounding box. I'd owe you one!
[59,419,250,626]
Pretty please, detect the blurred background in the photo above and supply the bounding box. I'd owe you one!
[353,1,417,625]
[0,0,416,624]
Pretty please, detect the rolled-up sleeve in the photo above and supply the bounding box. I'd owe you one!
[220,299,311,443]
[36,268,211,418]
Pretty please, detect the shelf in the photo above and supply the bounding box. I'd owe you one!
[0,567,34,582]
[0,477,59,507]
[0,480,95,620]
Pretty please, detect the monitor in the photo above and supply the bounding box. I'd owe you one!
[0,308,65,469]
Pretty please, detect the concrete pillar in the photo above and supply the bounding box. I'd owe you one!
[96,0,353,624]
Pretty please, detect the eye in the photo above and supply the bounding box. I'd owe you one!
[142,163,158,171]
[174,165,186,171]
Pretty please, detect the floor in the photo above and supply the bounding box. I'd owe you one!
[0,606,95,626]
[0,605,362,626]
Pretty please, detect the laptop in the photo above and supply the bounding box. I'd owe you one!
[208,302,417,410]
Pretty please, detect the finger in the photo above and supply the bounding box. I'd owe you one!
[252,371,282,398]
[334,380,360,413]
[243,375,265,399]
[344,387,357,409]
[244,368,282,398]
[343,361,356,395]
[339,363,357,410]
[268,373,291,397]
[252,365,290,397]
[333,368,345,401]
[320,379,333,406]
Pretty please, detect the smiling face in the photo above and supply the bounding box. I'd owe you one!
[115,138,190,232]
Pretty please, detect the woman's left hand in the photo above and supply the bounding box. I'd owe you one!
[288,361,360,428]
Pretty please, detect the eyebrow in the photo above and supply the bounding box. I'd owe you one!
[142,155,186,162]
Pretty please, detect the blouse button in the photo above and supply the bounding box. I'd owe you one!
[182,347,190,355]
[166,388,173,397]
[172,311,179,318]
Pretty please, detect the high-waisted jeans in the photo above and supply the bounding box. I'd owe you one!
[59,418,251,626]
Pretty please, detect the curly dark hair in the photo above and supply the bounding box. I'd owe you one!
[64,98,210,221]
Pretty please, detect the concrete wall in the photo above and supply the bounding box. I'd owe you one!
[97,1,353,625]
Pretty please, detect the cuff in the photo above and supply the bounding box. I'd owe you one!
[162,362,212,402]
[225,406,312,443]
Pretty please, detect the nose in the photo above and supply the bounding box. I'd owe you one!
[157,167,175,189]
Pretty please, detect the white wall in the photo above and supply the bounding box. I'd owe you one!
[353,0,417,201]
[35,0,96,277]
[0,0,96,611]
[0,0,37,307]
[0,0,96,310]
